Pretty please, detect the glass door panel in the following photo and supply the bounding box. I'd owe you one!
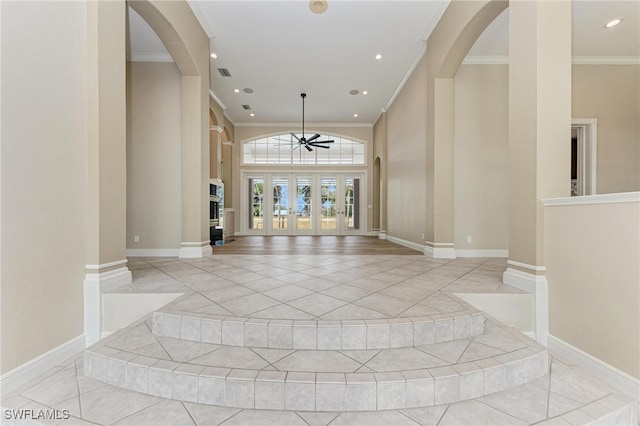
[296,177,313,232]
[341,176,362,234]
[320,177,337,231]
[248,177,264,232]
[343,177,360,232]
[271,176,289,233]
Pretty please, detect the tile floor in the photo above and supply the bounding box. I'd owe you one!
[2,253,638,425]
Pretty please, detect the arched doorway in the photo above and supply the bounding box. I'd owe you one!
[84,0,211,344]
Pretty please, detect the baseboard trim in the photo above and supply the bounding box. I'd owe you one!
[0,335,85,394]
[503,267,548,346]
[425,246,457,259]
[126,248,180,257]
[378,231,387,240]
[179,242,213,258]
[385,235,425,254]
[456,249,509,258]
[548,335,640,400]
[83,266,132,293]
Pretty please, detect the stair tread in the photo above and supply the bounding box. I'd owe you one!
[85,317,553,411]
[151,289,486,349]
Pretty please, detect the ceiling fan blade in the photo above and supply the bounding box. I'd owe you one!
[310,144,331,149]
[309,140,334,145]
[304,145,313,152]
[306,134,321,143]
[290,133,301,143]
[292,144,301,151]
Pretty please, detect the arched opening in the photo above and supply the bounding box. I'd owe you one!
[373,157,381,232]
[84,0,210,344]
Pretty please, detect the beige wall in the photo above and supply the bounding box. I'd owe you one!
[386,54,428,245]
[126,62,182,250]
[573,65,640,194]
[545,197,640,379]
[1,1,87,373]
[454,65,509,250]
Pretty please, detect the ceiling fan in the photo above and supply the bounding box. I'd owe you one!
[290,93,334,152]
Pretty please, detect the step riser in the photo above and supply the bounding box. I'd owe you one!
[151,311,485,350]
[84,349,548,412]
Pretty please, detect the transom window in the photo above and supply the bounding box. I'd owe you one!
[243,134,365,165]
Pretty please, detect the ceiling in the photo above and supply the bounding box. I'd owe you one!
[127,0,639,126]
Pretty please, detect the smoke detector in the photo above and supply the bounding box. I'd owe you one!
[309,0,328,14]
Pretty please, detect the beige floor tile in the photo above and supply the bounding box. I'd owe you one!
[112,399,195,426]
[273,350,362,373]
[79,385,160,425]
[219,409,308,426]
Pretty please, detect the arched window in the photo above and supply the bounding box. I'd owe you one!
[243,134,365,165]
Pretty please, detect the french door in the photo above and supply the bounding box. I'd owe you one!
[244,172,364,236]
[318,175,362,235]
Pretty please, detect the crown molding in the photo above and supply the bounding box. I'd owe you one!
[462,55,640,65]
[209,90,226,111]
[127,52,174,63]
[385,43,427,112]
[572,56,640,65]
[234,122,373,128]
[187,1,216,39]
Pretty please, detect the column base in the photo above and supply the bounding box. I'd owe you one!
[424,241,457,259]
[179,241,213,258]
[503,263,548,346]
[84,262,132,346]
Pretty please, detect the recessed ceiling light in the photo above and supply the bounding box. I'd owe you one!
[605,18,622,28]
[362,91,368,95]
[243,88,254,94]
[210,53,218,59]
[349,89,359,95]
[233,89,240,93]
[309,0,328,14]
[353,114,359,118]
[375,54,383,60]
[250,113,255,117]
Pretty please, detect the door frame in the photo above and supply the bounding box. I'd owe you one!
[241,170,367,236]
[571,118,597,196]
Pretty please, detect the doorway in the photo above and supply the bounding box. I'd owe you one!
[243,172,365,236]
[571,119,597,196]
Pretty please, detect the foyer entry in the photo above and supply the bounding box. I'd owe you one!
[244,172,365,236]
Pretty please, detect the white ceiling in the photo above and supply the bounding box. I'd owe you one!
[127,0,639,126]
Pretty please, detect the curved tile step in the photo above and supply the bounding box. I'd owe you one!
[150,309,485,350]
[84,321,548,412]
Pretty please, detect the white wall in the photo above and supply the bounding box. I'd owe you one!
[1,1,87,373]
[126,61,182,252]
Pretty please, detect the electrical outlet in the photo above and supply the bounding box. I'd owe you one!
[134,235,140,243]
[466,236,472,244]
[422,233,425,240]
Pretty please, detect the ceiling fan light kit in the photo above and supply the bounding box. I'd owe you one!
[309,0,328,15]
[291,93,334,152]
